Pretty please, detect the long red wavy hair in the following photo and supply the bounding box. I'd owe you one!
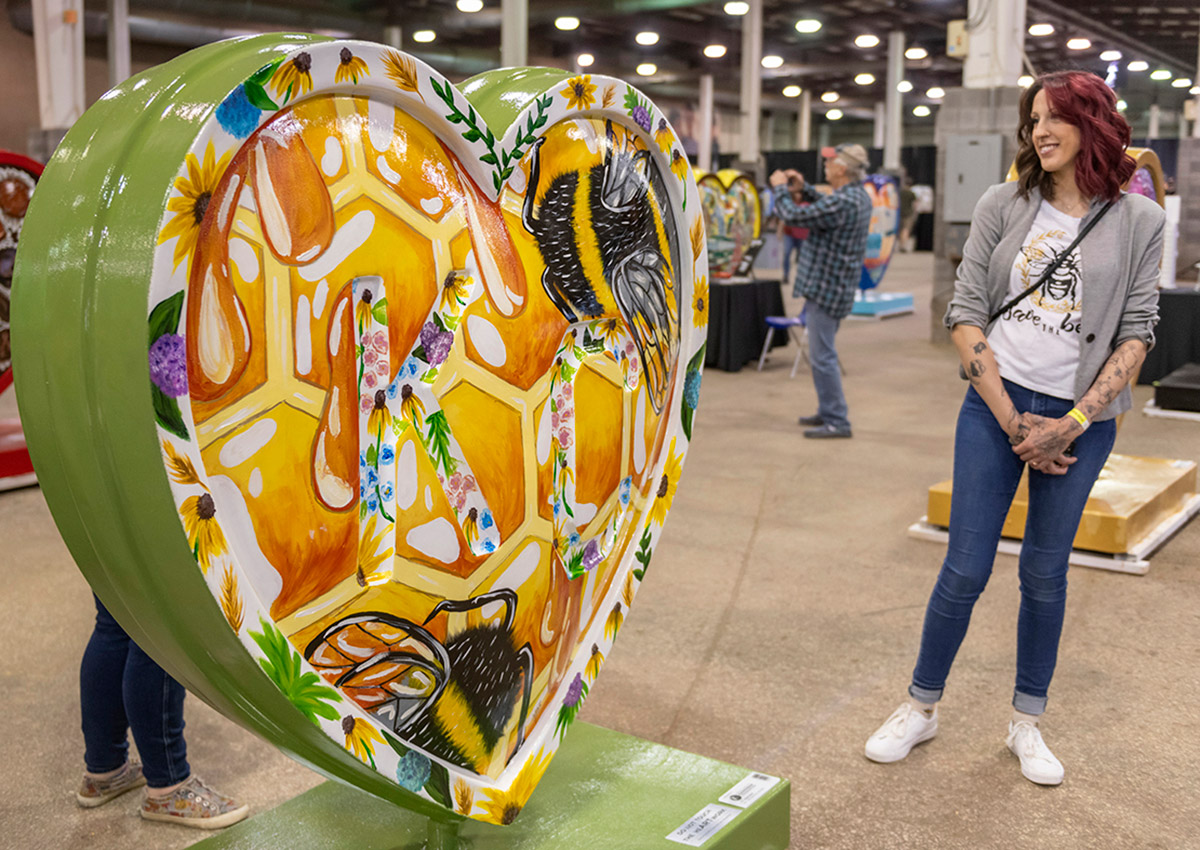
[1015,71,1135,202]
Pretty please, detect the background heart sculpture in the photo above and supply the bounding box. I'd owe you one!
[695,168,761,278]
[13,35,707,826]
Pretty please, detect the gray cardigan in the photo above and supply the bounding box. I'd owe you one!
[944,182,1165,420]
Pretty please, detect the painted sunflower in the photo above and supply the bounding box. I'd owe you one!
[462,507,480,548]
[648,437,683,526]
[334,47,369,84]
[269,51,313,103]
[158,144,232,270]
[584,643,604,681]
[559,74,597,110]
[180,492,228,573]
[597,317,622,349]
[669,148,689,182]
[355,287,375,332]
[383,50,420,96]
[605,603,623,640]
[398,384,425,430]
[439,271,471,313]
[368,390,393,438]
[478,748,552,826]
[654,118,673,153]
[342,715,384,768]
[692,275,709,327]
[357,514,393,585]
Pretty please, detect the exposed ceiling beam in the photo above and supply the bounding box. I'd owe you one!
[1027,0,1194,73]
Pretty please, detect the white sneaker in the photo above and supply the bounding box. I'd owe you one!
[865,702,938,763]
[1006,720,1064,786]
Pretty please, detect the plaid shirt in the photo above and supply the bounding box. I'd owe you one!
[773,181,873,319]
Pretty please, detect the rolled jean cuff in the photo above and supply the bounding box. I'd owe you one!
[1013,691,1047,715]
[908,684,942,705]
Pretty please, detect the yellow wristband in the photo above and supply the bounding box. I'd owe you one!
[1066,408,1089,431]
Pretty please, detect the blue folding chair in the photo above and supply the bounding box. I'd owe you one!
[757,312,809,378]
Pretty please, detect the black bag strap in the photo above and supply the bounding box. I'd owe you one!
[987,198,1116,324]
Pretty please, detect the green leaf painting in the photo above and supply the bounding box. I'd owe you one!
[424,411,456,478]
[147,291,183,344]
[248,618,341,725]
[632,524,653,582]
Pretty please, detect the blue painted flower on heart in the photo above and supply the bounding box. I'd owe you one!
[216,84,262,139]
[684,369,702,410]
[396,750,432,792]
[618,476,632,508]
[380,445,395,465]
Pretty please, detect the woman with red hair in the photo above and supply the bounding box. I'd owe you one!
[864,71,1164,785]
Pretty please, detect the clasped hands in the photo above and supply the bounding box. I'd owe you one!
[768,168,803,189]
[1009,412,1080,475]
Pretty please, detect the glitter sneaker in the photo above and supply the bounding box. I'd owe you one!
[865,702,939,763]
[140,775,249,829]
[76,760,146,808]
[1007,720,1065,786]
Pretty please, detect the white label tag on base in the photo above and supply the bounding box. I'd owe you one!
[665,804,740,846]
[717,771,781,809]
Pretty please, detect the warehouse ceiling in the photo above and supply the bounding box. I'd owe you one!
[8,0,1199,128]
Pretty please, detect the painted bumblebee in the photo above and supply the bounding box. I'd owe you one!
[305,588,533,776]
[522,119,680,411]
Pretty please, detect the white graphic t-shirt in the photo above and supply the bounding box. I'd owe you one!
[987,201,1083,399]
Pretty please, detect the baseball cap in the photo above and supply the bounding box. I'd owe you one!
[819,143,870,170]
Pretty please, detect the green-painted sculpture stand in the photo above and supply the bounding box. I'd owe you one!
[191,723,789,849]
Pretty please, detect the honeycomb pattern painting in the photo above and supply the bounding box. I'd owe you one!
[145,42,707,825]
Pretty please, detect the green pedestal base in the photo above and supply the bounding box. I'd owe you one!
[190,723,790,849]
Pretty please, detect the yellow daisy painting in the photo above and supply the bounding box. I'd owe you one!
[478,748,552,825]
[648,437,683,526]
[559,74,597,111]
[269,51,313,103]
[342,715,384,769]
[157,144,232,270]
[179,493,229,573]
[334,47,369,84]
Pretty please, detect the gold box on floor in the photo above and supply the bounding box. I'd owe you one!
[926,454,1198,554]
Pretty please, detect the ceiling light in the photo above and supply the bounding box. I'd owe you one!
[897,80,913,93]
[821,91,839,103]
[761,54,784,69]
[577,53,594,67]
[926,86,945,99]
[854,34,880,49]
[855,73,876,85]
[795,19,822,34]
[913,105,931,117]
[412,29,436,42]
[554,16,579,30]
[703,44,727,59]
[1192,86,1200,95]
[1127,60,1149,72]
[826,109,843,120]
[782,85,802,98]
[1099,49,1122,61]
[1173,78,1193,88]
[1066,38,1091,51]
[636,31,659,46]
[636,63,657,76]
[456,0,483,11]
[1027,23,1054,37]
[1116,99,1128,111]
[1150,69,1172,80]
[724,1,749,15]
[905,46,928,60]
[1018,75,1034,88]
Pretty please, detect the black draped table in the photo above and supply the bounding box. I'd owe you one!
[704,277,788,372]
[1139,289,1200,384]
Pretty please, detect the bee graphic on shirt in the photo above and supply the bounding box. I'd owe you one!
[522,120,679,411]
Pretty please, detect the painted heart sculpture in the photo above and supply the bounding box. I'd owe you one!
[860,174,900,291]
[13,35,707,826]
[695,168,761,278]
[0,151,42,393]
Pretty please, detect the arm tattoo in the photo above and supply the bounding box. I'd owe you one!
[1078,340,1145,420]
[968,360,986,381]
[972,341,988,355]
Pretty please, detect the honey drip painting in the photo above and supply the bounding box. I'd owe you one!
[141,41,707,825]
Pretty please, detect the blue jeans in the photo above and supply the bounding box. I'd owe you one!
[910,381,1116,714]
[804,301,849,430]
[781,233,805,286]
[80,596,190,788]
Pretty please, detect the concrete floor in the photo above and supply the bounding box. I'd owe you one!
[2,252,1198,849]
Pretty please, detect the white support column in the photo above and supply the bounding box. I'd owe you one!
[31,0,86,130]
[698,74,714,171]
[1149,103,1161,140]
[107,0,131,88]
[797,89,812,150]
[738,0,762,163]
[873,102,886,149]
[501,0,528,68]
[963,0,1026,88]
[884,29,904,169]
